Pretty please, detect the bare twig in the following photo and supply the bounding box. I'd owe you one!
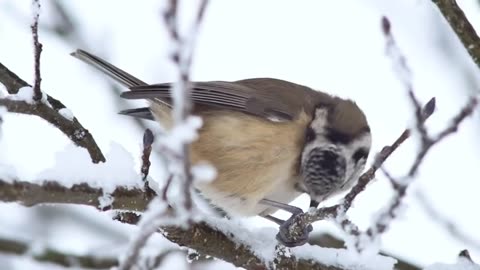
[141,128,156,198]
[141,129,154,182]
[31,0,43,102]
[459,249,474,262]
[408,96,478,176]
[162,174,174,202]
[362,168,408,247]
[0,63,105,163]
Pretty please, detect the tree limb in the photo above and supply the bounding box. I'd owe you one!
[0,62,105,163]
[432,0,480,68]
[115,212,347,270]
[0,178,387,270]
[0,179,149,212]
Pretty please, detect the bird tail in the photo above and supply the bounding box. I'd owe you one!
[70,49,146,88]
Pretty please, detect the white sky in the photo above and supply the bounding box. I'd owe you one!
[1,0,480,268]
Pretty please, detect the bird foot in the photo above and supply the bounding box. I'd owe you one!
[276,212,312,247]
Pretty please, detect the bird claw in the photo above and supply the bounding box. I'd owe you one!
[275,212,313,247]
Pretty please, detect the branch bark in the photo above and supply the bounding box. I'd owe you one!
[432,0,480,68]
[0,179,150,212]
[115,212,345,270]
[0,178,386,270]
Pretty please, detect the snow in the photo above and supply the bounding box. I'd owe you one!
[35,142,142,193]
[0,0,480,269]
[98,193,114,209]
[155,252,189,270]
[0,108,16,181]
[58,108,75,121]
[0,83,6,95]
[6,86,49,105]
[424,257,480,270]
[205,215,396,269]
[12,86,35,103]
[292,244,396,270]
[191,162,217,183]
[158,115,202,153]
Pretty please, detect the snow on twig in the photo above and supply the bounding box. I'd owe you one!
[117,1,210,269]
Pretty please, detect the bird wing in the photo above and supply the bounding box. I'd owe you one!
[123,78,321,122]
[71,49,324,122]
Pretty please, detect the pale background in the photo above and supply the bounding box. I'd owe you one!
[0,0,480,268]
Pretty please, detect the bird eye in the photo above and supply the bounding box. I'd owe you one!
[352,148,369,163]
[305,127,316,143]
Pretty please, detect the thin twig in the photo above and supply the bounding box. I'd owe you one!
[162,174,174,202]
[408,96,478,176]
[141,128,156,198]
[142,129,154,181]
[356,16,479,251]
[116,2,210,268]
[31,0,43,102]
[163,0,192,211]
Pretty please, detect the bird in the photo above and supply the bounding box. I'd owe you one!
[71,49,371,246]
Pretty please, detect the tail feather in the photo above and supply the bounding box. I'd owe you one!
[71,49,173,121]
[70,49,146,88]
[119,107,154,120]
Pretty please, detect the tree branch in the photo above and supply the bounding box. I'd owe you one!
[0,237,117,269]
[115,212,348,270]
[0,179,150,212]
[0,62,105,163]
[0,178,390,270]
[432,0,480,68]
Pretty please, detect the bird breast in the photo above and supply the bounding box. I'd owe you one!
[189,109,311,216]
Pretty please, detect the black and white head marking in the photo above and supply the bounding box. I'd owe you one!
[299,106,371,202]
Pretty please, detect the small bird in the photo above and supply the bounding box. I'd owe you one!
[71,49,371,246]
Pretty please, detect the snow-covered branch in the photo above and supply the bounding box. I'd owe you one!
[0,62,105,163]
[0,177,397,269]
[115,212,392,270]
[0,178,149,211]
